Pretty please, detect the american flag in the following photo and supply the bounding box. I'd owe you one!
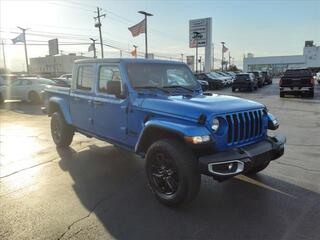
[128,19,146,37]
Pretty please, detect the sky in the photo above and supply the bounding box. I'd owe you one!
[0,0,320,71]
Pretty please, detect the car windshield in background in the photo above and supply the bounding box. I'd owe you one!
[236,74,250,80]
[208,72,223,79]
[126,63,199,90]
[284,69,312,77]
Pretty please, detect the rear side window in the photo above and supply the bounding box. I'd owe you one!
[98,66,121,93]
[77,66,94,91]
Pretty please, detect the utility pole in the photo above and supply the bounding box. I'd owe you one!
[221,41,225,71]
[138,11,153,59]
[1,40,7,72]
[17,26,29,74]
[94,7,105,58]
[193,31,201,73]
[228,52,231,70]
[181,53,184,62]
[89,38,97,58]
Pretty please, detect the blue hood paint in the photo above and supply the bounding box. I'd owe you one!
[141,93,264,120]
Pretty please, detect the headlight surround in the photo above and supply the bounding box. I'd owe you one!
[211,118,220,132]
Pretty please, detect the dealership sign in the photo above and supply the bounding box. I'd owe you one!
[48,38,59,56]
[189,18,211,48]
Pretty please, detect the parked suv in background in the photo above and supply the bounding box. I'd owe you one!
[232,73,258,92]
[262,71,272,85]
[279,68,315,98]
[43,58,285,207]
[248,71,264,87]
[195,73,224,90]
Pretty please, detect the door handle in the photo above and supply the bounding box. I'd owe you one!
[93,100,103,106]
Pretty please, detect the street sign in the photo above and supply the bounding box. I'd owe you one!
[48,39,59,56]
[189,18,211,48]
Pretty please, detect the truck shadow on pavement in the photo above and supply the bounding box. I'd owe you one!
[56,145,320,240]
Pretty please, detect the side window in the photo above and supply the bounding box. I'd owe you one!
[77,65,94,91]
[98,66,121,93]
[11,79,22,86]
[21,79,32,85]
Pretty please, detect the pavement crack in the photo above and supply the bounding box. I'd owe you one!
[0,158,58,179]
[274,160,320,172]
[57,198,107,240]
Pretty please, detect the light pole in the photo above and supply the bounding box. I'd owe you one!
[133,45,138,58]
[138,11,153,59]
[221,41,225,71]
[89,38,97,59]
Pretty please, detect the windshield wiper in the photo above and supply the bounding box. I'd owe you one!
[135,86,170,94]
[163,85,194,92]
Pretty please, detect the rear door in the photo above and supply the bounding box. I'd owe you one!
[92,64,128,144]
[70,64,96,133]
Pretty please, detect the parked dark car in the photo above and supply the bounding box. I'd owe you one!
[232,73,258,92]
[195,73,224,90]
[262,71,272,85]
[248,71,264,87]
[197,79,209,91]
[279,68,315,98]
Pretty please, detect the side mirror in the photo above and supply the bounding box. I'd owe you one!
[106,81,125,98]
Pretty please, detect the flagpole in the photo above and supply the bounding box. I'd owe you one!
[18,27,29,74]
[138,11,153,59]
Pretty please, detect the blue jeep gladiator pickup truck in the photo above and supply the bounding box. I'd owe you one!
[44,58,285,207]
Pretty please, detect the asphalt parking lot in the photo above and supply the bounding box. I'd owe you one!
[0,79,320,240]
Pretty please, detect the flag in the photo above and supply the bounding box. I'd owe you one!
[131,48,137,57]
[12,33,25,44]
[128,19,146,37]
[88,43,94,52]
[223,46,229,53]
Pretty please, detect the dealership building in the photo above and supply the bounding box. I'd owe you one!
[30,53,89,76]
[243,41,320,74]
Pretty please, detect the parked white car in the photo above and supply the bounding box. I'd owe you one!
[0,77,56,104]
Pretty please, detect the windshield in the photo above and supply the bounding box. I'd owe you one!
[284,69,312,77]
[236,74,250,80]
[208,72,223,79]
[126,63,200,90]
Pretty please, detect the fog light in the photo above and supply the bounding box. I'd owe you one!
[184,135,211,144]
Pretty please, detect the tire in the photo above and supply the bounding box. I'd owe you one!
[249,86,254,92]
[29,91,41,104]
[309,90,314,98]
[280,92,285,98]
[232,87,235,92]
[245,161,270,175]
[51,111,74,147]
[145,139,201,207]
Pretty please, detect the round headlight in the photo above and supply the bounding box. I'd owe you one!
[211,118,220,132]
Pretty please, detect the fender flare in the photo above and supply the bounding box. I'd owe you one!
[135,119,211,154]
[48,97,72,125]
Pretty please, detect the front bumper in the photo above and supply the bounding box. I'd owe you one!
[198,134,285,179]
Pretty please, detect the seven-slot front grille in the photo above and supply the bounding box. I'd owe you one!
[225,109,265,144]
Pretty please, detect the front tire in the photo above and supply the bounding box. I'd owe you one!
[145,139,201,207]
[280,92,285,98]
[51,111,74,147]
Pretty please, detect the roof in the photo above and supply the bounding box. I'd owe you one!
[74,58,185,65]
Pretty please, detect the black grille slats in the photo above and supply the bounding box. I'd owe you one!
[226,110,264,145]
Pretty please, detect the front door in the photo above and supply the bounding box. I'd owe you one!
[92,64,128,145]
[70,64,95,133]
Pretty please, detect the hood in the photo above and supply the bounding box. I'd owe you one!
[141,93,264,120]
